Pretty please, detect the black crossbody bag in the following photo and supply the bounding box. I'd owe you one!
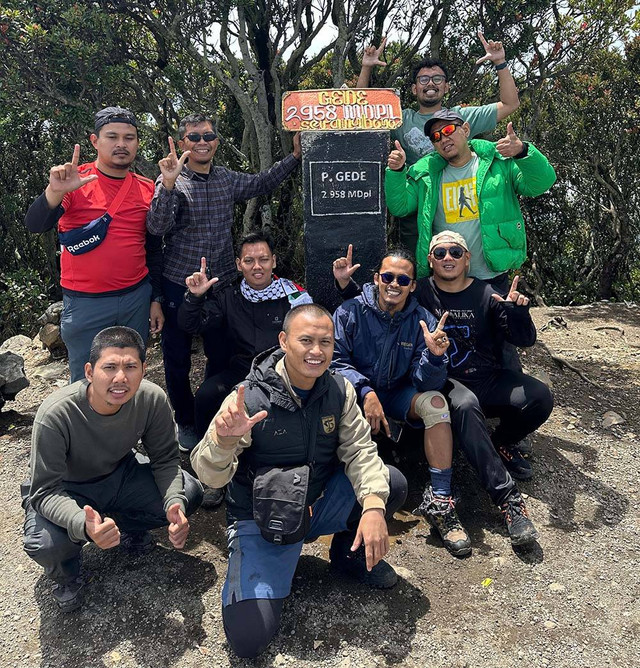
[252,404,319,545]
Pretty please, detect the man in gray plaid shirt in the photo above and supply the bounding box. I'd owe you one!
[146,113,301,450]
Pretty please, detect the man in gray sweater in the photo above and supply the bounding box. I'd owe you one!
[22,326,203,611]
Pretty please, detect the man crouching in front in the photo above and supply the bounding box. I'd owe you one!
[22,326,203,612]
[190,304,408,658]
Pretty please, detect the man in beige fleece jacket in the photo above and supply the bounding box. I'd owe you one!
[190,303,408,659]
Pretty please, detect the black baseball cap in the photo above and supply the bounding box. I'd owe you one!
[94,106,138,132]
[423,109,465,137]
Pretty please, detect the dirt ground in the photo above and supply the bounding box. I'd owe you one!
[0,303,639,668]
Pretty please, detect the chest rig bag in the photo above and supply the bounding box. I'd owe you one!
[252,401,322,545]
[58,171,132,255]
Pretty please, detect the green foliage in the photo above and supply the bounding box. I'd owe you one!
[0,269,51,339]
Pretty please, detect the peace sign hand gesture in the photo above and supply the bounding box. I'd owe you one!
[45,144,98,205]
[332,244,362,289]
[362,37,387,69]
[495,122,524,158]
[158,137,191,190]
[491,275,529,306]
[185,257,219,296]
[214,385,268,446]
[420,312,450,357]
[475,31,506,66]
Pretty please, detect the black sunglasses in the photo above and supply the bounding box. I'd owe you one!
[379,272,413,287]
[432,245,465,260]
[185,132,217,142]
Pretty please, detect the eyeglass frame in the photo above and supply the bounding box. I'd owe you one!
[378,272,414,287]
[429,123,463,144]
[430,245,466,260]
[183,131,218,143]
[415,74,447,85]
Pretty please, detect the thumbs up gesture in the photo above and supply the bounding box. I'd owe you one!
[496,122,524,158]
[84,505,121,549]
[388,140,406,171]
[166,503,190,549]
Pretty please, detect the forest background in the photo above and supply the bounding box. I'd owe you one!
[0,0,638,341]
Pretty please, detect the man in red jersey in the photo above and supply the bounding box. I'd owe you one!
[25,107,164,381]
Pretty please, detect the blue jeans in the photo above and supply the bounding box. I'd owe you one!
[61,281,152,382]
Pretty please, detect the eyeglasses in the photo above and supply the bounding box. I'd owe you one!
[416,74,446,85]
[379,272,413,287]
[429,123,461,143]
[432,245,466,260]
[184,132,217,142]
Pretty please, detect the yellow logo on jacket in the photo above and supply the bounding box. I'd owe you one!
[322,415,336,434]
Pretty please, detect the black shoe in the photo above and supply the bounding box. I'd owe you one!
[200,485,226,510]
[514,437,533,455]
[329,532,398,589]
[497,444,533,480]
[120,530,155,555]
[501,492,538,546]
[52,577,84,612]
[416,487,472,557]
[177,424,199,452]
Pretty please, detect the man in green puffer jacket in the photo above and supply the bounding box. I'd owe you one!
[384,108,556,282]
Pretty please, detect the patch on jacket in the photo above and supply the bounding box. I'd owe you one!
[321,415,336,434]
[399,341,413,349]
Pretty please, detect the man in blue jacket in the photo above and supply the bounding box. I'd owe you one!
[331,249,471,557]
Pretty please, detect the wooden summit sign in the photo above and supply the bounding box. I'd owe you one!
[282,89,401,132]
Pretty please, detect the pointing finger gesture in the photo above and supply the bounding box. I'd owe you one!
[185,256,219,296]
[46,144,98,199]
[495,122,524,158]
[475,31,506,65]
[332,244,362,289]
[420,312,450,357]
[491,275,529,306]
[215,385,268,440]
[388,140,406,171]
[158,136,191,189]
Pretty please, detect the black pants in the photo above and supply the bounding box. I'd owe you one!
[222,465,408,659]
[194,366,247,439]
[160,278,228,427]
[444,371,554,505]
[22,452,203,583]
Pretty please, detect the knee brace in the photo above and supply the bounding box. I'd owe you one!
[414,391,450,429]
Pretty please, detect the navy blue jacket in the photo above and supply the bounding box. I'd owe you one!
[331,283,447,400]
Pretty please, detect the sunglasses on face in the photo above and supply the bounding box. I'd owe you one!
[429,123,461,143]
[379,272,413,287]
[184,132,217,142]
[432,245,466,260]
[416,74,446,85]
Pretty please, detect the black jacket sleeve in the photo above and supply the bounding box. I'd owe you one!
[24,193,63,233]
[177,290,225,334]
[336,278,362,301]
[493,301,537,347]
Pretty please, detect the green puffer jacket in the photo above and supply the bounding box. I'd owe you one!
[384,139,556,278]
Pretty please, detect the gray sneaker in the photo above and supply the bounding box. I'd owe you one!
[514,436,533,454]
[200,485,226,510]
[52,577,84,612]
[177,424,200,452]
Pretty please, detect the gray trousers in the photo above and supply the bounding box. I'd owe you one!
[22,452,203,583]
[61,280,152,382]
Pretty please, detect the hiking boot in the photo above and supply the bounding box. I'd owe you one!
[496,444,533,480]
[200,485,226,510]
[514,436,533,455]
[329,531,397,589]
[52,577,84,613]
[177,424,199,452]
[120,530,155,555]
[416,487,471,557]
[501,492,538,546]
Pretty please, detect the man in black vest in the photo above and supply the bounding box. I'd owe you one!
[190,304,407,658]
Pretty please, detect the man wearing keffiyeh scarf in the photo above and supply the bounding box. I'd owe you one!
[178,230,312,442]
